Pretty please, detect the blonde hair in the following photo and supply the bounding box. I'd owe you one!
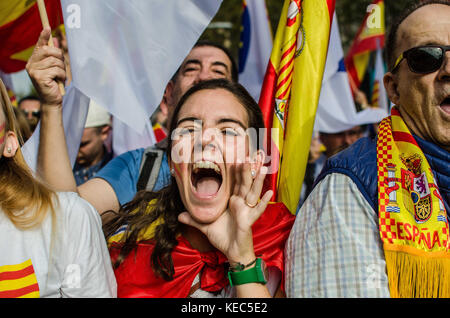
[0,79,55,229]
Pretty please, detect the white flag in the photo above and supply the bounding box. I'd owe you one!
[63,0,222,134]
[112,118,155,157]
[22,84,90,171]
[314,13,388,134]
[23,0,222,170]
[238,0,272,102]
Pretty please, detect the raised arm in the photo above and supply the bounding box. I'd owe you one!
[26,28,75,192]
[27,28,121,216]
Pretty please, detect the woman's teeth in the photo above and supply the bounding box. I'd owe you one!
[192,161,220,174]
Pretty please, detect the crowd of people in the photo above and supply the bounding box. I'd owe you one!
[0,0,448,298]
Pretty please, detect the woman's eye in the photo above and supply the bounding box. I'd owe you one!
[176,127,195,136]
[222,128,238,136]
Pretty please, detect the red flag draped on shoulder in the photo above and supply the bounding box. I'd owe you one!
[259,0,335,214]
[344,0,385,93]
[0,0,63,73]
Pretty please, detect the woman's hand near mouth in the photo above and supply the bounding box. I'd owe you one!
[178,159,272,265]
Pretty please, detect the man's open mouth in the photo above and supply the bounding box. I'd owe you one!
[440,96,450,114]
[191,160,223,197]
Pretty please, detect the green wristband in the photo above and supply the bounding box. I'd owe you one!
[228,258,267,286]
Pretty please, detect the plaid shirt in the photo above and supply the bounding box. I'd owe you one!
[285,173,391,297]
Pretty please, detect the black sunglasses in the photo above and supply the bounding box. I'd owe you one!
[392,45,450,74]
[22,110,41,119]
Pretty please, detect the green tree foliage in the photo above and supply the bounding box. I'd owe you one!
[200,0,418,65]
[200,0,282,65]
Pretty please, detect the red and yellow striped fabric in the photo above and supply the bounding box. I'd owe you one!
[0,259,40,298]
[344,0,385,92]
[0,0,63,73]
[258,0,335,214]
[371,79,380,107]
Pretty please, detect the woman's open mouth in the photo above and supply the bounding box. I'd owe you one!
[190,160,223,198]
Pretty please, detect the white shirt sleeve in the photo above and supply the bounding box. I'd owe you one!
[285,173,390,298]
[56,192,117,298]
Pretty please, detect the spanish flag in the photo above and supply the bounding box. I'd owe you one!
[259,0,335,214]
[0,0,63,73]
[0,260,40,298]
[344,0,385,93]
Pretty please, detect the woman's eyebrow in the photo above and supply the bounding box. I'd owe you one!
[176,117,200,126]
[176,117,247,129]
[217,118,247,129]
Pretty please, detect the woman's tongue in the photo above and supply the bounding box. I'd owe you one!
[195,177,220,196]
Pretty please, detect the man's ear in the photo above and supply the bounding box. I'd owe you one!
[100,125,111,141]
[160,80,175,117]
[3,131,19,158]
[250,150,266,178]
[384,72,400,105]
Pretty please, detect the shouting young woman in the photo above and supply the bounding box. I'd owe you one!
[104,79,295,298]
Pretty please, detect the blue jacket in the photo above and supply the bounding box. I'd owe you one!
[314,136,450,216]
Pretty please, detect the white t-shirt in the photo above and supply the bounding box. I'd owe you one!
[0,192,117,298]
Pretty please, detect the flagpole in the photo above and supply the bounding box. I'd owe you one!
[36,0,66,96]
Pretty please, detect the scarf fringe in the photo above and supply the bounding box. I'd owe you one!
[384,249,450,298]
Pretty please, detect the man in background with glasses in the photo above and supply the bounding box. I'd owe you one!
[18,95,41,133]
[285,0,449,298]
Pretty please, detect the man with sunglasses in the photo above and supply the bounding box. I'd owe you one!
[18,95,41,133]
[285,0,449,298]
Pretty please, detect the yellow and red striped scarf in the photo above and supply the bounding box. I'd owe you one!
[377,107,450,297]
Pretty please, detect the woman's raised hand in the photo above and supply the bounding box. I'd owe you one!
[26,27,66,107]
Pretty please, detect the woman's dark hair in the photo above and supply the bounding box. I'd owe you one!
[103,79,264,281]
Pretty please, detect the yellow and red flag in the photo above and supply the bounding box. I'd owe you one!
[344,0,385,93]
[0,0,63,73]
[0,259,40,298]
[152,122,167,143]
[259,0,335,214]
